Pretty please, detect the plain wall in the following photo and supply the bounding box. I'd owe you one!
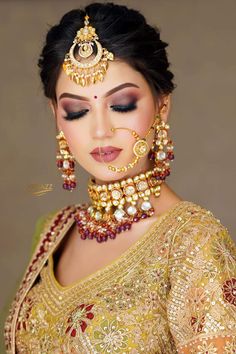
[1,0,236,349]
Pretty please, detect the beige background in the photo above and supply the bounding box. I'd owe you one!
[0,0,236,349]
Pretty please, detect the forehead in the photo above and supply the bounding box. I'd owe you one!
[55,60,150,98]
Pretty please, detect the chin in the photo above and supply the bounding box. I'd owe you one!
[90,169,129,184]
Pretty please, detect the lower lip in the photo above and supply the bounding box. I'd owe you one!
[90,150,122,162]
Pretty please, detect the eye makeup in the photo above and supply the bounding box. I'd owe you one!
[60,91,139,121]
[60,100,90,120]
[110,101,137,113]
[64,109,89,120]
[109,92,138,113]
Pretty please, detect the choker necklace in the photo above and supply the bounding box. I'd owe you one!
[74,166,168,243]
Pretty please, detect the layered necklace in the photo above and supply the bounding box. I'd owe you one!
[74,166,166,243]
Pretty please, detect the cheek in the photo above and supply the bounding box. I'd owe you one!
[125,101,155,137]
[57,117,88,156]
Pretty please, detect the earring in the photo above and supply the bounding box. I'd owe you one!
[148,114,174,180]
[56,130,77,191]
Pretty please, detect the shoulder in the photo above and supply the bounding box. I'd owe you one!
[167,200,235,259]
[168,200,235,269]
[30,203,81,255]
[171,200,230,239]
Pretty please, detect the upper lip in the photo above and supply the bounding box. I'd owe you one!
[90,146,122,154]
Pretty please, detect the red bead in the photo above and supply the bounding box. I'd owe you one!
[88,233,94,240]
[167,152,174,160]
[80,321,87,332]
[57,160,63,168]
[109,232,116,239]
[71,329,76,337]
[70,181,76,188]
[69,160,75,168]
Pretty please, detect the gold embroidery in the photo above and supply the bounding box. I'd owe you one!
[4,201,236,353]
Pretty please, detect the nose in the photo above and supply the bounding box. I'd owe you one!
[91,112,114,140]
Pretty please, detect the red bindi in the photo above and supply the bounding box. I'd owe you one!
[94,95,98,99]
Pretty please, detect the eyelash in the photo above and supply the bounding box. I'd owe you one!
[64,102,137,121]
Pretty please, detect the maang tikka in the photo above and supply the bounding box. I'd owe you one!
[63,14,114,86]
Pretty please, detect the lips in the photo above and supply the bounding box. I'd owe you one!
[90,146,122,163]
[90,146,122,155]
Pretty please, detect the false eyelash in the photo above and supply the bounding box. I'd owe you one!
[64,109,89,120]
[110,102,137,113]
[63,102,137,121]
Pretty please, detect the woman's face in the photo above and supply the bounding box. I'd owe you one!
[52,60,169,183]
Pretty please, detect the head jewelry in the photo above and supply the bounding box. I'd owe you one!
[63,15,114,86]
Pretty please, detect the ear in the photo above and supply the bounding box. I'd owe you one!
[156,94,171,123]
[48,99,62,131]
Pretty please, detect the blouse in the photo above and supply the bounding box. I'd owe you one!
[4,200,236,353]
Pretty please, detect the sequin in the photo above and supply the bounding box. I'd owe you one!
[3,201,236,353]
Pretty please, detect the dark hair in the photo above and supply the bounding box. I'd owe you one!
[38,2,176,102]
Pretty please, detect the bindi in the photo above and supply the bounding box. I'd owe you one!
[94,95,98,99]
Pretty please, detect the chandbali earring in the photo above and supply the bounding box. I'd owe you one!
[148,114,174,180]
[56,131,77,191]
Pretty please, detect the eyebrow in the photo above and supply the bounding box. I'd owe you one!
[59,82,140,101]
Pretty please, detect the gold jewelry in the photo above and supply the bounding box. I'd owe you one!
[62,15,114,86]
[56,131,77,191]
[148,115,174,180]
[106,120,157,172]
[74,166,164,243]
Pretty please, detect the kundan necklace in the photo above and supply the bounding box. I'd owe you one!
[74,166,167,243]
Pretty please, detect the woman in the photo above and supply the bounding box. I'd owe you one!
[4,2,236,353]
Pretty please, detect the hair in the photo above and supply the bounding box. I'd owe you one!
[38,2,176,102]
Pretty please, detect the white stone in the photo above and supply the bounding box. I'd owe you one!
[111,189,121,200]
[125,185,135,196]
[114,209,125,221]
[158,130,167,139]
[141,201,152,211]
[137,181,148,191]
[127,205,137,216]
[63,160,70,169]
[95,211,102,220]
[156,151,166,161]
[87,206,93,214]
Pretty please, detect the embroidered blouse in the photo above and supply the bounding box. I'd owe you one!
[4,201,236,353]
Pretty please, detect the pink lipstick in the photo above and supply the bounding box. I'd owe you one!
[90,146,122,163]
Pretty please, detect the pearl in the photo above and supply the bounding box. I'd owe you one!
[141,201,152,211]
[114,209,125,221]
[127,205,137,216]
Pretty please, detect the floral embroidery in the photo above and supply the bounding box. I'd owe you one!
[93,318,129,352]
[65,303,94,337]
[190,340,218,353]
[190,315,205,333]
[224,337,236,353]
[10,202,236,354]
[211,234,236,274]
[222,278,236,306]
[185,288,207,333]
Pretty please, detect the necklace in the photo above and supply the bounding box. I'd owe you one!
[74,166,168,243]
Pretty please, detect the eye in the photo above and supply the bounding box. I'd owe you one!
[63,109,89,121]
[110,101,137,113]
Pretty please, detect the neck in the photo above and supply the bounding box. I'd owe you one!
[93,158,154,185]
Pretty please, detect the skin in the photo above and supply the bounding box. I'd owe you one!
[53,60,161,183]
[49,59,182,286]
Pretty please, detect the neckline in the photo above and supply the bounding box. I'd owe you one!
[49,200,189,292]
